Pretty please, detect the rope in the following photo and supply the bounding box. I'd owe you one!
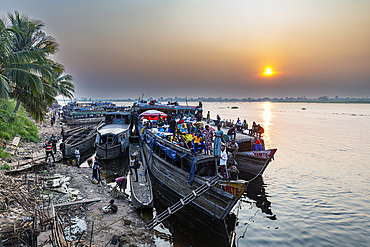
[141,135,155,175]
[246,158,271,183]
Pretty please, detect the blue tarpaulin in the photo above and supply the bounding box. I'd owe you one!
[145,134,178,161]
[187,159,197,186]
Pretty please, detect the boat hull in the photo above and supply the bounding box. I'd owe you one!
[142,140,246,220]
[64,129,97,159]
[96,143,127,160]
[234,149,277,177]
[129,146,154,209]
[151,174,237,247]
[62,116,104,126]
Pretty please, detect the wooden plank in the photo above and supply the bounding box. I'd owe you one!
[54,198,101,208]
[11,136,20,147]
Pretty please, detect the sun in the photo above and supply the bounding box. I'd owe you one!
[263,67,275,76]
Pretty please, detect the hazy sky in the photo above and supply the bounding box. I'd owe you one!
[2,0,370,99]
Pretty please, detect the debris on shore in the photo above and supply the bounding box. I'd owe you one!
[0,115,154,246]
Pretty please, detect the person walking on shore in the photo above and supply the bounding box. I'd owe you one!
[44,140,55,163]
[92,158,101,184]
[206,111,210,124]
[50,134,57,154]
[74,147,80,167]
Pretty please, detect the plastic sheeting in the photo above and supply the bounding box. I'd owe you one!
[146,134,178,161]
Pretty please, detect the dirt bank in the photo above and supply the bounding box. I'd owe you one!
[1,112,155,246]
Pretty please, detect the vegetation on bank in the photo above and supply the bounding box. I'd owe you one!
[0,11,75,121]
[0,99,39,142]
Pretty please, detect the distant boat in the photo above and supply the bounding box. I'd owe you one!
[231,106,239,109]
[95,112,131,159]
[302,107,306,110]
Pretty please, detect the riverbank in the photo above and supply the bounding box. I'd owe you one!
[0,111,154,246]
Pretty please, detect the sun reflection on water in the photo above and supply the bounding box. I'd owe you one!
[261,101,272,145]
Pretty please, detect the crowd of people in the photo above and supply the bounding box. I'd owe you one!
[142,111,267,180]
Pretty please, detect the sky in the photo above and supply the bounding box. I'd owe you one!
[2,0,370,99]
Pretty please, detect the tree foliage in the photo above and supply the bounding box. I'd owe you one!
[0,11,75,121]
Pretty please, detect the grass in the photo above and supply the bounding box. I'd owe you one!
[0,147,11,159]
[0,163,11,170]
[0,99,40,142]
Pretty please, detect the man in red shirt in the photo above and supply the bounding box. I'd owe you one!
[255,138,262,151]
[44,140,55,163]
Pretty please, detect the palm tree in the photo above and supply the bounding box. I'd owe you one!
[52,62,75,99]
[7,11,57,115]
[1,11,75,121]
[0,18,13,98]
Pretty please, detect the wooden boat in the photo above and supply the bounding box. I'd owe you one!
[133,99,203,116]
[61,111,105,126]
[140,126,248,222]
[234,148,277,177]
[63,126,97,159]
[129,144,154,209]
[224,131,277,178]
[95,112,131,159]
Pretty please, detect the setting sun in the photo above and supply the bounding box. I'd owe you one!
[263,67,275,76]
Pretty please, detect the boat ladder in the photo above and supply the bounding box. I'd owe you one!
[146,176,221,230]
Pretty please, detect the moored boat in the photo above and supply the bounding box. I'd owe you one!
[129,144,153,209]
[95,112,131,159]
[63,126,97,161]
[140,125,248,221]
[234,148,277,177]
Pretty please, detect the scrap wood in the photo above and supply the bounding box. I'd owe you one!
[54,198,101,208]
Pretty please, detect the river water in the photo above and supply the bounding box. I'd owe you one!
[203,102,370,247]
[60,101,370,246]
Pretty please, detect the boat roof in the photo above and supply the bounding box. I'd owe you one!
[105,111,131,116]
[98,124,130,135]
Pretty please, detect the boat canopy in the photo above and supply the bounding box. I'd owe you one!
[98,124,130,135]
[140,110,167,120]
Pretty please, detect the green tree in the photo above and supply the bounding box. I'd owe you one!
[0,11,74,121]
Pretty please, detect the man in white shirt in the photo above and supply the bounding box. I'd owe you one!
[74,147,80,167]
[219,145,228,179]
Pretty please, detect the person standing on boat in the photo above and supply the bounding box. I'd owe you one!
[206,111,210,124]
[169,118,177,133]
[202,125,213,155]
[219,145,228,179]
[129,155,140,182]
[214,124,223,156]
[92,157,101,183]
[215,114,221,126]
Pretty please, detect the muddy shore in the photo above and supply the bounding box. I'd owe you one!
[0,114,154,246]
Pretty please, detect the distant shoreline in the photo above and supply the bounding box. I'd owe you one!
[58,99,370,104]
